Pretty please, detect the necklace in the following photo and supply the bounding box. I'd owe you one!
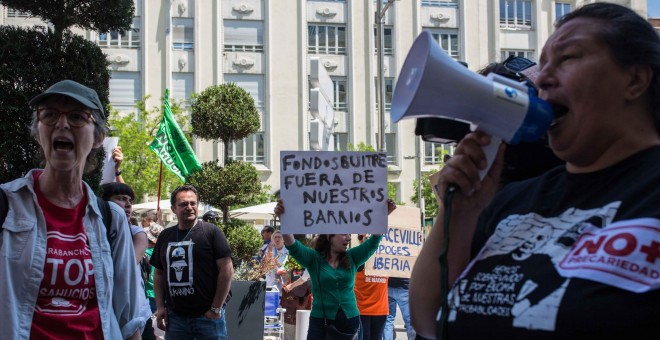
[176,226,194,242]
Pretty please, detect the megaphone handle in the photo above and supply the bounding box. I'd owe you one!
[478,136,502,181]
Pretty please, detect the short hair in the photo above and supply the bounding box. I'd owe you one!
[557,2,660,132]
[101,182,135,201]
[261,226,275,233]
[170,184,199,207]
[30,95,107,174]
[141,210,158,223]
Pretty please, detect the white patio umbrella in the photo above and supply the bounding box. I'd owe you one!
[131,199,172,212]
[229,202,278,221]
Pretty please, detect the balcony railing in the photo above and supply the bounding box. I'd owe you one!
[421,0,458,8]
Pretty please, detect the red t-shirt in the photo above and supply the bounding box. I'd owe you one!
[354,270,389,316]
[30,171,103,339]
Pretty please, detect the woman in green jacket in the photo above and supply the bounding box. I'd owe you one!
[274,199,396,340]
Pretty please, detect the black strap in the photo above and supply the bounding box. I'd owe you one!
[96,196,115,246]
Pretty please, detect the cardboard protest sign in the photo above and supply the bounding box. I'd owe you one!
[279,151,388,234]
[365,205,422,278]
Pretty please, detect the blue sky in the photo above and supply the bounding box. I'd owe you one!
[649,0,660,18]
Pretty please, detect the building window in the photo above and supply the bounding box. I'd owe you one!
[428,30,460,60]
[500,0,532,29]
[376,132,397,164]
[172,18,194,50]
[228,132,265,164]
[501,49,534,62]
[109,71,141,114]
[332,78,347,111]
[373,26,393,56]
[555,2,571,22]
[308,24,346,55]
[421,0,458,8]
[224,20,264,52]
[172,73,194,106]
[308,0,346,2]
[224,74,266,164]
[98,18,141,48]
[6,8,30,17]
[334,132,349,151]
[424,142,455,165]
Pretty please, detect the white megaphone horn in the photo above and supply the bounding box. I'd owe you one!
[391,31,553,179]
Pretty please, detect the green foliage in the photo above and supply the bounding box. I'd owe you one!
[0,0,134,34]
[186,160,262,223]
[347,142,403,205]
[232,184,273,210]
[0,26,109,189]
[107,97,188,201]
[410,146,451,218]
[190,83,260,160]
[221,219,262,268]
[411,169,440,218]
[283,256,303,271]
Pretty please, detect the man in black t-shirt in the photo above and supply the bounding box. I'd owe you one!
[150,185,233,339]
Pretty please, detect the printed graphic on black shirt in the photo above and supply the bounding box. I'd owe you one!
[448,202,620,331]
[167,241,195,296]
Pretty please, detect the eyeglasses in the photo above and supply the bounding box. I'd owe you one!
[37,108,96,127]
[176,201,198,208]
[502,55,536,79]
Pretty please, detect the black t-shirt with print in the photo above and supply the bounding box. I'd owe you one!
[447,146,660,339]
[150,221,231,317]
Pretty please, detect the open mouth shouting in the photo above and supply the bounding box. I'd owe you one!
[53,137,74,152]
[549,102,569,129]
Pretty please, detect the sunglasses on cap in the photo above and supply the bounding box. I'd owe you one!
[501,55,536,79]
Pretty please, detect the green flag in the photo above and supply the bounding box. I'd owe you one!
[149,89,201,182]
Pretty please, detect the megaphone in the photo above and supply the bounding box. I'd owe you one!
[392,31,553,178]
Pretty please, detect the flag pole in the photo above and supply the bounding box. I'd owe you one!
[156,161,164,212]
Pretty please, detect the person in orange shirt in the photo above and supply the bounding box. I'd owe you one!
[354,234,389,340]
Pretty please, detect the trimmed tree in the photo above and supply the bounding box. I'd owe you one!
[186,161,262,224]
[221,218,262,268]
[190,83,260,160]
[188,83,262,223]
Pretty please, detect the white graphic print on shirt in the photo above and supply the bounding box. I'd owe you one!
[558,217,660,293]
[167,241,195,296]
[448,202,623,331]
[36,231,95,316]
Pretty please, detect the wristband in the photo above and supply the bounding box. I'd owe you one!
[115,170,122,176]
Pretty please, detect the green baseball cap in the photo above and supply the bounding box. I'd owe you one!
[29,80,104,114]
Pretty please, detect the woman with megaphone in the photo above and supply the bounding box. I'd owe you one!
[409,3,660,339]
